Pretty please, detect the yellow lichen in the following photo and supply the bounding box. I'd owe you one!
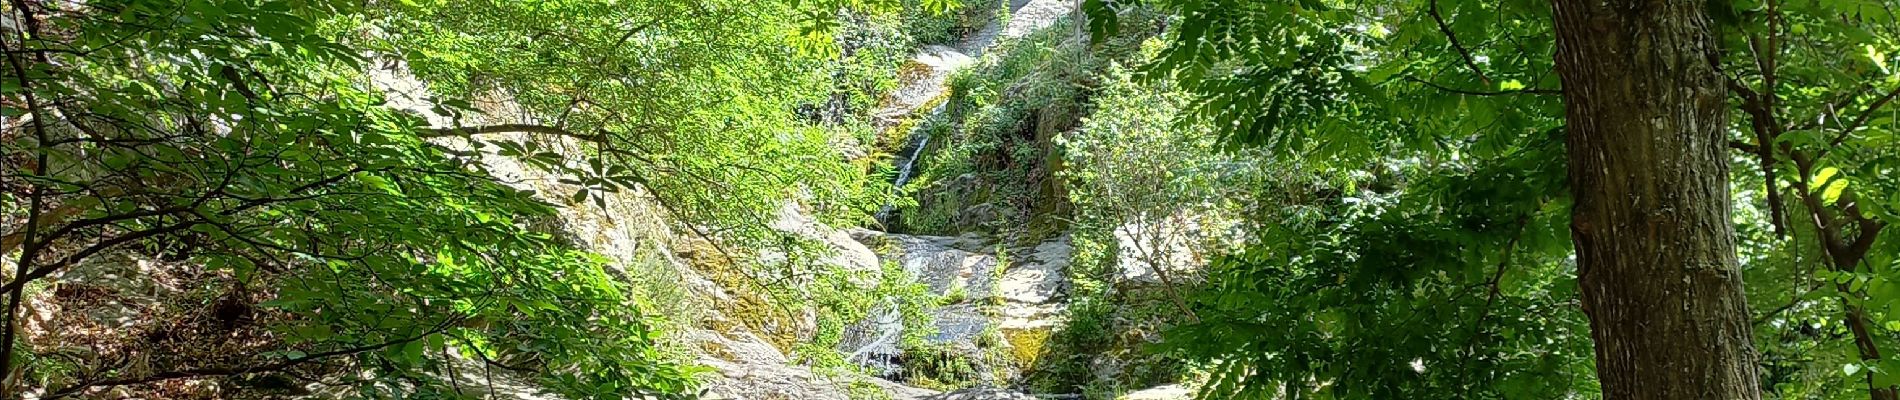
[677,239,804,352]
[876,85,956,152]
[1003,327,1053,368]
[699,339,739,362]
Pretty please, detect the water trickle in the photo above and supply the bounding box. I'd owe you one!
[875,104,942,225]
[867,0,1071,230]
[892,123,931,189]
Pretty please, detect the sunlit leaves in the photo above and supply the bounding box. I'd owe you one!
[1,0,727,395]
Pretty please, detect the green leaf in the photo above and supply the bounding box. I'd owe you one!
[1822,177,1850,203]
[1814,167,1842,190]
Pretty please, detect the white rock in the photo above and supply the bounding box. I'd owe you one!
[917,387,1039,400]
[999,235,1072,305]
[1118,384,1194,400]
[771,202,881,273]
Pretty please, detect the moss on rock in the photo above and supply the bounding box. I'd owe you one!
[677,239,805,352]
[1003,327,1053,369]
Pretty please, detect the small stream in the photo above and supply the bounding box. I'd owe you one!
[875,103,943,225]
[893,128,930,189]
[843,0,1103,398]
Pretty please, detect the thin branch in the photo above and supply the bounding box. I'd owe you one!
[1455,203,1541,392]
[1427,0,1492,85]
[1405,76,1558,96]
[417,124,604,140]
[1754,286,1819,325]
[0,167,365,295]
[1790,84,1874,133]
[3,201,190,255]
[45,316,465,399]
[1837,191,1888,267]
[2,0,60,389]
[0,219,199,294]
[1727,74,1792,238]
[1827,84,1900,149]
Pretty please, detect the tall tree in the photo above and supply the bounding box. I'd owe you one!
[1548,0,1762,397]
[1081,0,1786,397]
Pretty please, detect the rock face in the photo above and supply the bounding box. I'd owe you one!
[999,236,1073,330]
[840,230,1074,385]
[363,0,1149,398]
[877,45,975,128]
[681,204,951,400]
[959,0,1079,57]
[1117,385,1193,400]
[379,62,948,399]
[920,387,1043,400]
[768,201,883,274]
[604,0,1097,396]
[839,230,1000,378]
[692,329,936,400]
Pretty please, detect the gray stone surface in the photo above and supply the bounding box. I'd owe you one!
[919,387,1040,400]
[999,236,1072,329]
[842,231,1079,384]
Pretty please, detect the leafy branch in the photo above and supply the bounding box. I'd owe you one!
[43,315,469,399]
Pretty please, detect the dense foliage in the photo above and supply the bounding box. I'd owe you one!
[6,0,1899,398]
[0,0,908,397]
[1079,0,1900,398]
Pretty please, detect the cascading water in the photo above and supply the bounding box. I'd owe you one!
[874,108,938,225]
[838,0,1083,392]
[891,126,931,189]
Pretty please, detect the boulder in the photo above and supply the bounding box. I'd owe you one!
[770,202,881,273]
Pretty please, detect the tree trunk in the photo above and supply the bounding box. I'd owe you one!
[1548,0,1763,399]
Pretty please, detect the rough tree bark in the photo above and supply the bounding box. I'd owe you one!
[1548,0,1763,399]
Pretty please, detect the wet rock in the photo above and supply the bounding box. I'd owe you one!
[842,231,1080,385]
[692,329,939,400]
[876,46,975,129]
[851,229,1002,293]
[918,387,1039,400]
[840,231,1005,378]
[999,236,1070,304]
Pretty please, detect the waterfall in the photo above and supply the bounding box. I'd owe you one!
[875,109,938,225]
[891,124,931,188]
